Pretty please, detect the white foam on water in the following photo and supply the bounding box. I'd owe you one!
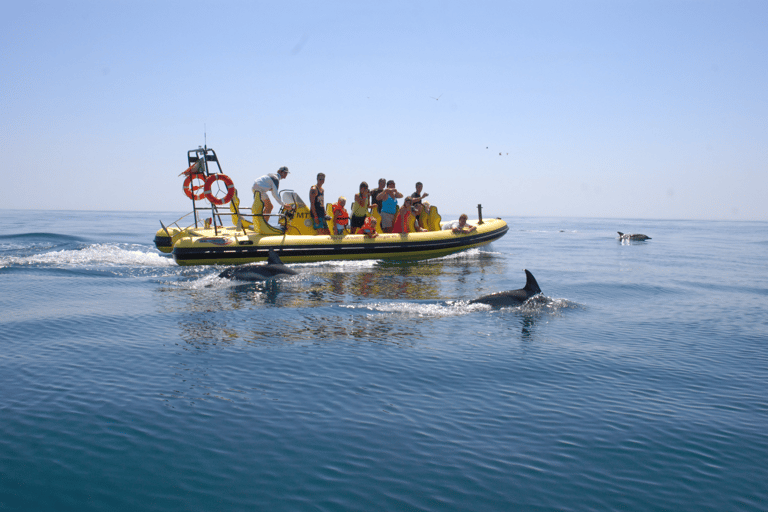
[520,295,581,315]
[341,295,579,319]
[164,270,311,291]
[0,243,176,268]
[435,247,502,261]
[175,273,235,290]
[294,259,379,271]
[342,300,489,318]
[284,247,500,270]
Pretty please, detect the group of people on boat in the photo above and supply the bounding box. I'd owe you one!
[250,167,474,237]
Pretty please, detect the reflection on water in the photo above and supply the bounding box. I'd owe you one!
[161,249,507,306]
[521,314,536,338]
[155,248,551,350]
[240,312,423,347]
[160,280,579,409]
[460,294,581,339]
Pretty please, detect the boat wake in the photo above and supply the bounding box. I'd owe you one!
[291,259,380,272]
[161,270,308,292]
[0,243,175,269]
[436,247,502,261]
[0,232,86,251]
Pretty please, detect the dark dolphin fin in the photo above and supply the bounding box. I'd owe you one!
[469,269,541,307]
[617,231,624,237]
[267,248,284,265]
[523,269,541,296]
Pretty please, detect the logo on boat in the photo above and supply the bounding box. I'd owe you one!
[197,237,233,245]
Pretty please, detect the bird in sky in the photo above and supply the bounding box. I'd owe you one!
[430,94,443,101]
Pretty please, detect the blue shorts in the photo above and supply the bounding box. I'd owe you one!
[313,217,328,230]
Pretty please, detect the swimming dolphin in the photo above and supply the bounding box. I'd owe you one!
[618,231,651,241]
[218,249,297,281]
[470,269,542,307]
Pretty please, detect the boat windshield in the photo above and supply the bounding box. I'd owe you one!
[280,190,306,208]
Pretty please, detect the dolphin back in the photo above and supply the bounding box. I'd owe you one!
[267,249,284,265]
[618,231,651,241]
[218,267,236,279]
[218,249,297,281]
[524,269,541,295]
[470,269,542,307]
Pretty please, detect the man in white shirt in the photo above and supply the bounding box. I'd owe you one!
[252,166,289,222]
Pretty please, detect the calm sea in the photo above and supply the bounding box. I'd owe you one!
[1,210,766,511]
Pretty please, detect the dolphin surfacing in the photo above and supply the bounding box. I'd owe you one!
[218,249,298,281]
[470,269,542,307]
[618,231,651,241]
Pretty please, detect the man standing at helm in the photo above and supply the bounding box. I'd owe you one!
[252,166,289,222]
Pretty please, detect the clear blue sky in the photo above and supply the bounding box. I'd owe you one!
[2,0,766,220]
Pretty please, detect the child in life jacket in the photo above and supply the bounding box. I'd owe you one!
[332,197,349,235]
[391,197,425,233]
[355,216,378,238]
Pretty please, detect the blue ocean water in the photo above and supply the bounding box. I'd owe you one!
[1,210,766,511]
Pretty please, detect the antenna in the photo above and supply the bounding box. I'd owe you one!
[204,123,207,148]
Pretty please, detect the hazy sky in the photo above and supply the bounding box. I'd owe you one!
[3,0,766,220]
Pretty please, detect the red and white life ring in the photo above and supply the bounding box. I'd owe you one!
[204,174,235,205]
[183,173,207,200]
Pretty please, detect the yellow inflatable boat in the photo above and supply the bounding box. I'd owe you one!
[154,146,508,266]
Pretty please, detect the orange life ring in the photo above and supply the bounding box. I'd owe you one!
[204,174,235,205]
[183,173,207,200]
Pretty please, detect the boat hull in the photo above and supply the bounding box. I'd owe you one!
[169,218,508,265]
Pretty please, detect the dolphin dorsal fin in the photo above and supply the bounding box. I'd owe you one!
[267,249,283,265]
[523,269,541,295]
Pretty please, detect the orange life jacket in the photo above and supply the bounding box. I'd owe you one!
[356,216,375,234]
[391,210,411,233]
[332,203,349,225]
